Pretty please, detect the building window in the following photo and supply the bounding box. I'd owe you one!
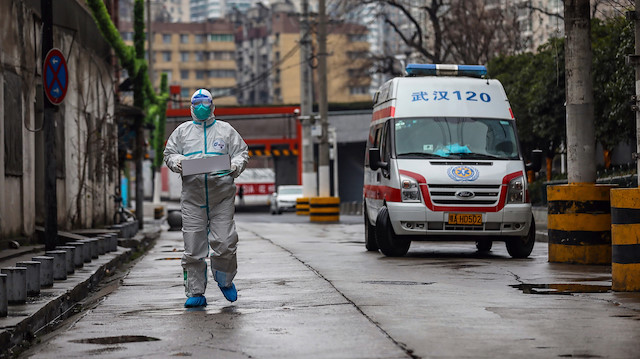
[209,34,233,42]
[211,51,233,60]
[348,34,367,42]
[180,51,189,62]
[4,71,23,176]
[162,34,172,44]
[348,68,367,77]
[195,34,205,43]
[195,51,204,62]
[195,70,206,79]
[180,70,189,79]
[121,32,133,41]
[208,69,236,78]
[347,51,368,60]
[162,51,171,62]
[349,86,369,95]
[181,87,190,98]
[211,87,233,97]
[180,34,189,44]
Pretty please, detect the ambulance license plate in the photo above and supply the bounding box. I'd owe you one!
[448,213,482,226]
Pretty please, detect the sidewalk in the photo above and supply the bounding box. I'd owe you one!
[0,218,162,358]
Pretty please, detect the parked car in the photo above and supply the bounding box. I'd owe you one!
[270,185,303,214]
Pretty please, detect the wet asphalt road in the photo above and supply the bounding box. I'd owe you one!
[20,211,640,359]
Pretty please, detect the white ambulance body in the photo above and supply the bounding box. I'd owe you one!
[364,64,539,258]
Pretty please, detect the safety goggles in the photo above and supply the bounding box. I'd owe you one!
[191,96,212,106]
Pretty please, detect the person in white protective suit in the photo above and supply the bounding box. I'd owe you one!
[164,89,249,307]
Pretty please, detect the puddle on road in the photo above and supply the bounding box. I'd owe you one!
[362,280,434,286]
[71,335,160,344]
[511,283,610,295]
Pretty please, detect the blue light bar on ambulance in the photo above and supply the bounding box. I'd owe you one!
[405,64,487,78]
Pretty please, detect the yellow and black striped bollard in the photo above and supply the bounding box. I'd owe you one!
[611,188,640,291]
[309,197,340,222]
[296,197,309,216]
[547,184,615,264]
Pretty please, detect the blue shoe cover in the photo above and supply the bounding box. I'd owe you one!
[184,295,207,308]
[219,283,237,302]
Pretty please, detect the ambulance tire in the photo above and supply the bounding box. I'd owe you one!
[364,207,379,251]
[475,240,492,252]
[375,206,411,257]
[506,216,535,258]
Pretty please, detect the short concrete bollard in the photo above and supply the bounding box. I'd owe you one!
[32,256,54,287]
[1,274,8,317]
[96,236,107,255]
[1,267,27,304]
[75,240,92,263]
[15,261,41,296]
[86,238,99,259]
[65,242,85,267]
[103,233,117,252]
[56,246,76,275]
[45,250,68,280]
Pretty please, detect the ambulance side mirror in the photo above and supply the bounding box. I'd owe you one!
[526,149,542,173]
[368,147,388,171]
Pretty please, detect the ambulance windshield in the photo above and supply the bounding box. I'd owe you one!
[394,117,519,160]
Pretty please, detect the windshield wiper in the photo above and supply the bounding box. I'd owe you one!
[397,152,447,159]
[456,153,503,160]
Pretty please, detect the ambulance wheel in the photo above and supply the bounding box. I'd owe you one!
[364,207,378,251]
[506,217,535,258]
[476,240,492,252]
[375,206,410,257]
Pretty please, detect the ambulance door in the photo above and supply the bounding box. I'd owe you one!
[368,120,395,221]
[365,122,385,221]
[378,120,394,201]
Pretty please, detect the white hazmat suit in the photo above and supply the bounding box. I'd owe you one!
[164,89,248,304]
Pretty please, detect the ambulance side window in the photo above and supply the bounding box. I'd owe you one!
[380,121,391,177]
[366,125,382,168]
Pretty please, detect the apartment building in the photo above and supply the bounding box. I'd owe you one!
[119,20,238,105]
[234,1,372,105]
[511,0,628,52]
[191,0,262,21]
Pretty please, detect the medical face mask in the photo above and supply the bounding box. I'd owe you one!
[193,104,211,120]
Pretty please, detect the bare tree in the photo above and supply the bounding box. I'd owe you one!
[333,0,521,66]
[445,2,522,64]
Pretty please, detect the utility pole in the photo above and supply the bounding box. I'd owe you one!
[548,0,612,265]
[134,0,145,228]
[317,0,330,197]
[565,0,596,183]
[300,0,316,198]
[148,0,161,205]
[634,0,640,180]
[42,0,57,251]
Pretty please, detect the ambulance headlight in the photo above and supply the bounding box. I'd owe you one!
[401,175,421,203]
[506,176,525,204]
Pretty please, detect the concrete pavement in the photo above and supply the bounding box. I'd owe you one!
[20,221,409,359]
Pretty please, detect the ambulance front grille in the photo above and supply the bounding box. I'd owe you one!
[427,184,501,206]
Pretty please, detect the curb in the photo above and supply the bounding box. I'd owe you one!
[0,226,161,358]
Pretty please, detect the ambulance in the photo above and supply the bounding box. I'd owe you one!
[364,64,541,257]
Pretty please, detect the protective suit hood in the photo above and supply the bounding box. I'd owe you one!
[190,89,215,124]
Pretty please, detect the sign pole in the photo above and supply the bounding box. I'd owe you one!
[41,0,58,251]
